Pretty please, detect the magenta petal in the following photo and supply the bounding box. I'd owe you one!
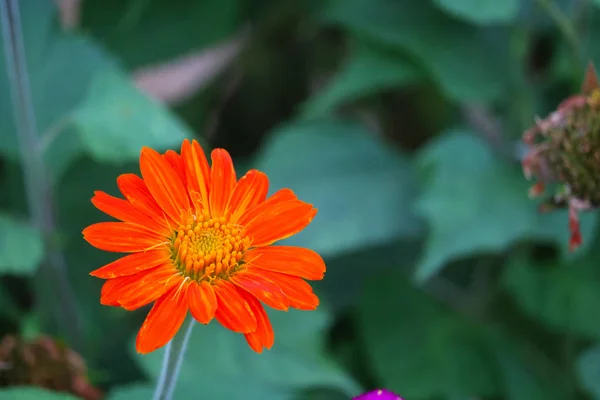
[353,389,403,400]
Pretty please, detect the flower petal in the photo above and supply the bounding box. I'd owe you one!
[213,280,257,333]
[237,188,297,226]
[136,286,189,354]
[244,246,325,280]
[100,279,122,306]
[117,173,167,224]
[240,291,274,353]
[181,139,211,216]
[83,222,163,253]
[230,270,289,311]
[90,249,171,278]
[258,271,319,310]
[227,170,269,223]
[209,149,236,218]
[187,281,217,324]
[244,200,317,247]
[91,191,169,236]
[164,149,186,183]
[115,265,183,311]
[140,147,190,223]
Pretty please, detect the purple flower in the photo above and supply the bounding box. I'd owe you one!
[353,389,403,400]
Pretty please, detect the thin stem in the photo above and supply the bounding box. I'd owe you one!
[152,316,196,400]
[0,0,83,350]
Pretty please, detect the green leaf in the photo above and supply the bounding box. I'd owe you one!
[135,308,361,399]
[0,0,194,178]
[431,0,520,25]
[0,0,118,177]
[578,345,600,399]
[0,214,44,275]
[413,130,596,282]
[253,118,423,258]
[301,40,421,118]
[71,69,192,163]
[320,0,510,102]
[0,388,78,400]
[503,253,600,339]
[81,0,242,69]
[107,384,154,400]
[358,270,496,398]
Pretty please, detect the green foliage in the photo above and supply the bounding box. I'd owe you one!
[2,0,600,399]
[0,214,43,275]
[0,388,78,399]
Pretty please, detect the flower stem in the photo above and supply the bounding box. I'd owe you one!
[0,0,83,350]
[152,315,196,400]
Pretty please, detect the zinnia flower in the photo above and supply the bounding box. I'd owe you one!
[83,140,325,354]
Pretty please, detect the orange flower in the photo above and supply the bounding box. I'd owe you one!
[83,140,324,354]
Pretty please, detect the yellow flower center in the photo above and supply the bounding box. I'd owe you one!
[171,214,250,282]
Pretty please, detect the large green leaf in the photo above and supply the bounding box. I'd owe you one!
[135,308,360,399]
[578,345,600,399]
[319,0,510,102]
[503,253,600,339]
[358,270,496,398]
[431,0,520,25]
[81,0,242,69]
[0,213,44,275]
[413,130,597,282]
[71,69,191,163]
[301,40,421,118]
[0,0,193,178]
[253,118,423,258]
[0,388,78,400]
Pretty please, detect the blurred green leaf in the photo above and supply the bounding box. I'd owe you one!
[301,40,421,118]
[0,0,118,177]
[107,384,154,400]
[358,270,496,398]
[254,118,423,258]
[414,130,596,282]
[0,213,43,275]
[135,308,360,399]
[578,345,600,399]
[71,69,192,163]
[431,0,520,25]
[503,254,600,339]
[0,388,78,400]
[81,0,242,69]
[320,0,509,102]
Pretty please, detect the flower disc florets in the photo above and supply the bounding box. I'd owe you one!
[522,63,600,250]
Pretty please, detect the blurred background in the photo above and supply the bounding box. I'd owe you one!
[2,0,600,398]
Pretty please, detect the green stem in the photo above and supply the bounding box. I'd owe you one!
[152,315,196,400]
[0,0,83,350]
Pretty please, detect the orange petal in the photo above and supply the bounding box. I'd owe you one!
[116,265,183,311]
[83,222,163,253]
[100,279,122,306]
[240,291,274,353]
[209,149,236,218]
[259,271,319,310]
[90,249,171,278]
[164,150,186,182]
[227,170,269,223]
[136,286,189,354]
[237,188,297,226]
[117,173,167,225]
[244,246,325,280]
[187,281,217,324]
[213,280,257,333]
[140,147,190,224]
[91,191,169,236]
[244,201,317,247]
[230,270,289,311]
[181,139,211,216]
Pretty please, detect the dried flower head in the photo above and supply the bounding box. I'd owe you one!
[0,335,102,400]
[522,63,600,251]
[83,140,325,354]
